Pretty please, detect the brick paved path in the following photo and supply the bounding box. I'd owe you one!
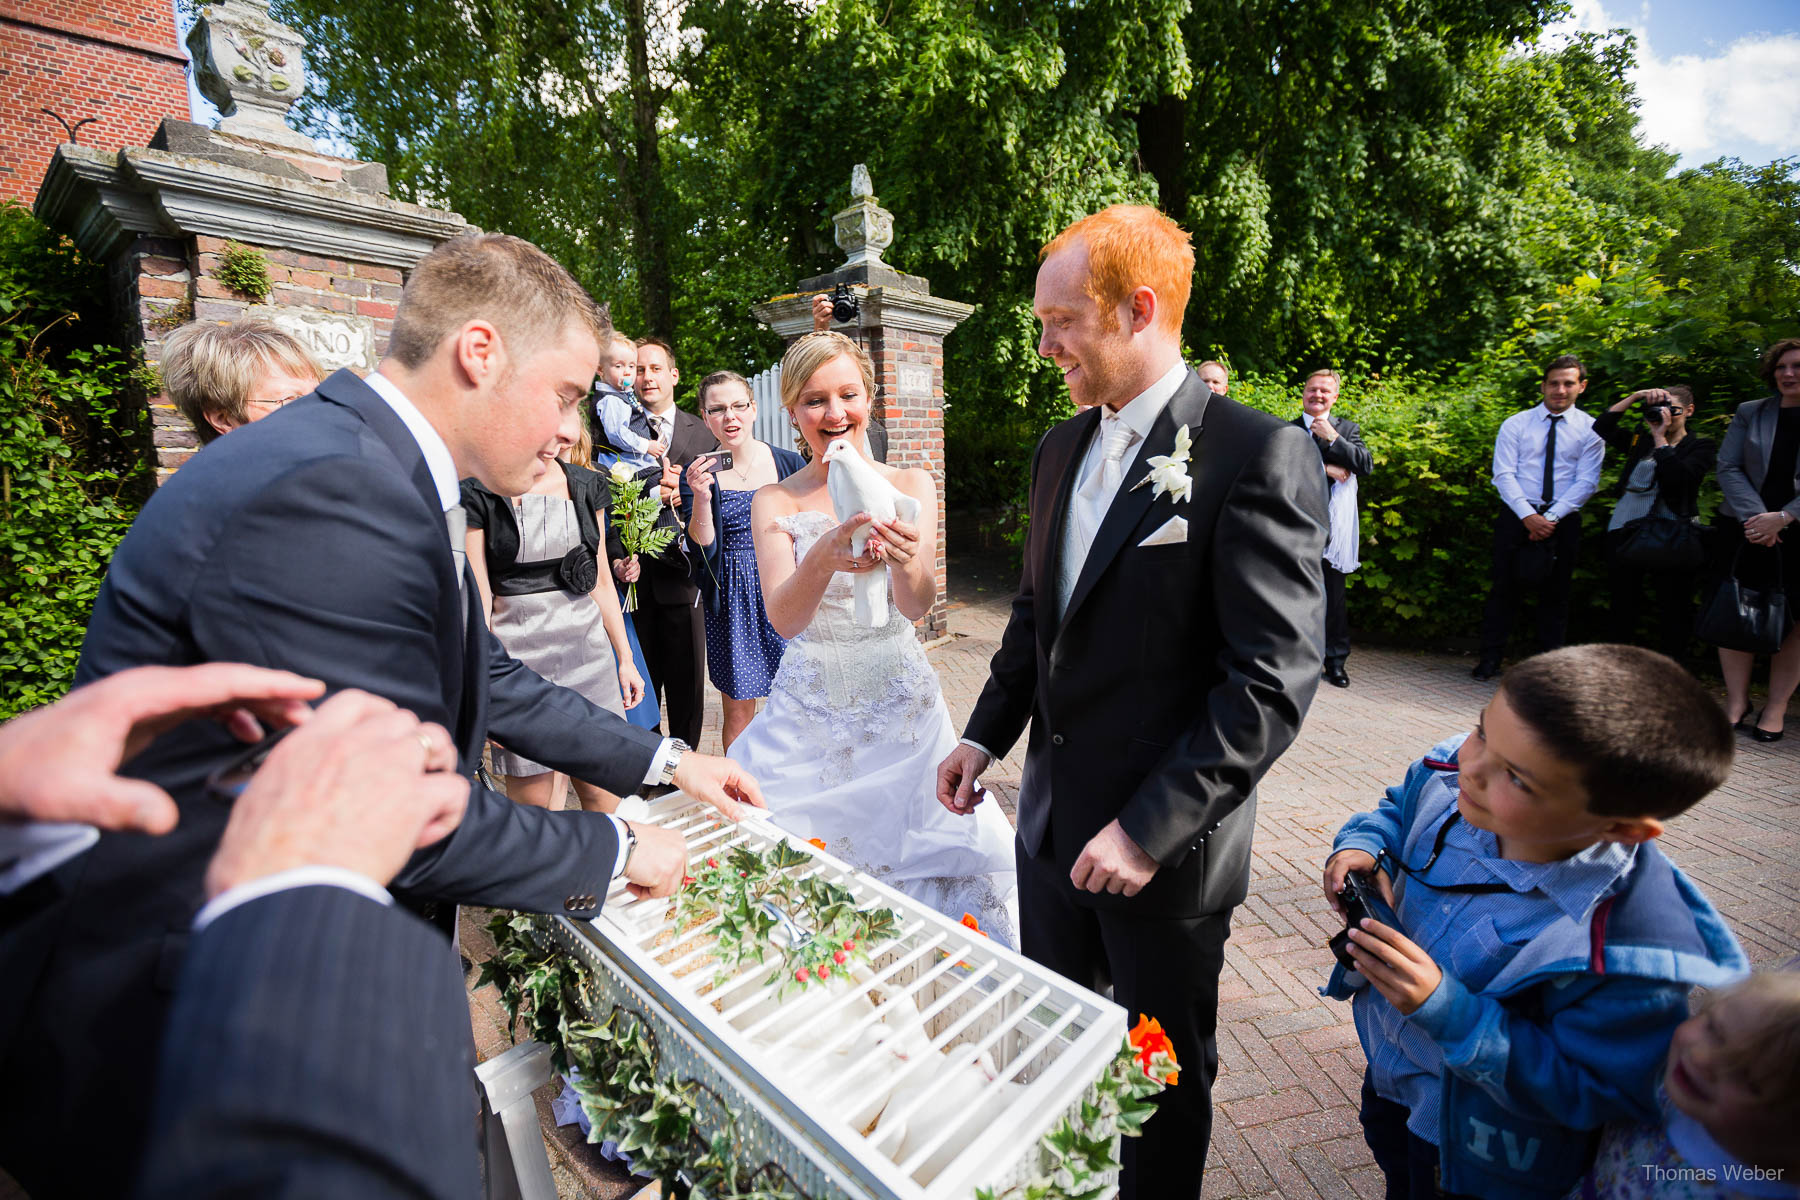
[464,558,1799,1199]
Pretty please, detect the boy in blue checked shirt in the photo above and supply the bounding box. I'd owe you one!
[1320,644,1748,1200]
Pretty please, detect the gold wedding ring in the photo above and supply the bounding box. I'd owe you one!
[415,730,436,759]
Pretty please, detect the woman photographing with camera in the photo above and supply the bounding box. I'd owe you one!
[1713,337,1800,742]
[1594,385,1715,660]
[682,371,806,750]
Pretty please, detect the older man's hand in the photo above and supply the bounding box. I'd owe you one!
[204,690,466,898]
[0,664,325,835]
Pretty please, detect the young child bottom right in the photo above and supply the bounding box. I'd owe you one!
[1320,644,1797,1200]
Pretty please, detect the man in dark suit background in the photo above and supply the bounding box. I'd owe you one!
[612,337,719,747]
[938,205,1327,1200]
[0,233,761,1198]
[1296,368,1373,687]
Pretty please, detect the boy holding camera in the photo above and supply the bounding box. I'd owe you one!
[1321,645,1747,1200]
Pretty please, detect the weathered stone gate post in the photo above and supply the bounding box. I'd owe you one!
[32,0,468,483]
[752,167,973,640]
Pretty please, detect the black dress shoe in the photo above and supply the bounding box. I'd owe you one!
[1471,661,1501,682]
[1323,664,1350,688]
[1748,710,1785,743]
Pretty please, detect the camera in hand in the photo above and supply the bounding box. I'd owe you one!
[1328,870,1403,974]
[1642,398,1672,425]
[710,450,734,472]
[831,282,860,325]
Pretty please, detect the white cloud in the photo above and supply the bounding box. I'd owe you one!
[1544,2,1800,167]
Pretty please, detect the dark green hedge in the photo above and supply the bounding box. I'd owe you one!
[0,204,150,718]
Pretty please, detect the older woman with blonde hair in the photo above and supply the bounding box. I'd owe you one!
[724,330,1019,943]
[160,319,324,443]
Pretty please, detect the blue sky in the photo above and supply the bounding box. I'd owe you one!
[1549,0,1800,168]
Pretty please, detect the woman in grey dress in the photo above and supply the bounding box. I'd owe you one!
[464,448,644,810]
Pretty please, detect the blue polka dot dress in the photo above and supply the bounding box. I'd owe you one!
[705,489,788,699]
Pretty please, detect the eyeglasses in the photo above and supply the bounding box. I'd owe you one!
[246,394,302,411]
[705,401,754,417]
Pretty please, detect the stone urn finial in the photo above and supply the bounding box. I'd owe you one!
[187,0,316,151]
[834,163,894,269]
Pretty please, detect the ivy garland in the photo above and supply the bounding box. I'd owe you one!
[975,1018,1175,1200]
[480,836,1175,1200]
[480,910,806,1200]
[674,839,900,996]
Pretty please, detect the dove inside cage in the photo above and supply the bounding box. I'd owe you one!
[563,793,1126,1199]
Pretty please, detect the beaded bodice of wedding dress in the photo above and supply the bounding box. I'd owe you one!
[766,511,942,789]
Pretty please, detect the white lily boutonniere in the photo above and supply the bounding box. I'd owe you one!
[1133,424,1194,503]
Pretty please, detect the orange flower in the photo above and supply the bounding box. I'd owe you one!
[807,838,828,850]
[960,913,988,937]
[1129,1014,1179,1085]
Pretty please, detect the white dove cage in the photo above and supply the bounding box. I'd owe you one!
[500,791,1130,1200]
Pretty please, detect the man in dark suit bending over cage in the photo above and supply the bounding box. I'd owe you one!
[0,232,763,1199]
[938,205,1327,1200]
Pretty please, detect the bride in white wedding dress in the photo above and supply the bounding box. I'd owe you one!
[726,332,1019,946]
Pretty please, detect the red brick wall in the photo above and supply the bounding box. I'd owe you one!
[142,234,404,480]
[865,326,949,639]
[0,2,188,205]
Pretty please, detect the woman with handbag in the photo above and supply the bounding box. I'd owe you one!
[1595,384,1715,658]
[462,423,647,809]
[1711,338,1800,742]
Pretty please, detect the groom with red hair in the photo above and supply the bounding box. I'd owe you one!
[940,204,1327,1198]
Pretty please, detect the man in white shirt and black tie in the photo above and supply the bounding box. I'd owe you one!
[1472,354,1604,680]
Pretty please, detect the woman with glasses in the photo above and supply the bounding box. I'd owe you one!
[683,371,806,749]
[161,318,323,444]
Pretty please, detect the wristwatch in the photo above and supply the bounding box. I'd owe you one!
[658,738,691,787]
[619,820,638,875]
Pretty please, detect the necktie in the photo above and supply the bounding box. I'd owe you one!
[1541,414,1563,508]
[1071,415,1136,565]
[445,504,469,626]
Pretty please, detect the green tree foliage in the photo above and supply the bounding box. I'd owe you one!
[0,205,150,717]
[268,1,1798,639]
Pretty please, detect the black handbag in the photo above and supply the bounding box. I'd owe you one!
[1611,515,1706,572]
[1696,545,1789,655]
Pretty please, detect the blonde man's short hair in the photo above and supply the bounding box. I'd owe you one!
[1305,368,1341,387]
[161,319,323,444]
[1040,204,1194,336]
[386,233,610,369]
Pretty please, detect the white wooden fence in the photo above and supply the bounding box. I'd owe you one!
[750,364,788,450]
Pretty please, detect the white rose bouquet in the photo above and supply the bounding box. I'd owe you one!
[607,463,678,612]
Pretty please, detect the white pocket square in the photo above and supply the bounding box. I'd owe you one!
[1138,515,1188,547]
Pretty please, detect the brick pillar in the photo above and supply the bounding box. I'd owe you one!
[753,285,972,641]
[36,118,468,482]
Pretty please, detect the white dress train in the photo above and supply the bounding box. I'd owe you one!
[726,510,1019,947]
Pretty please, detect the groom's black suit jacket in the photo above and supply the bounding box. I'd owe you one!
[0,369,660,1198]
[965,371,1328,918]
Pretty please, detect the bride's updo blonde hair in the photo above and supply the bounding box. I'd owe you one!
[779,331,877,458]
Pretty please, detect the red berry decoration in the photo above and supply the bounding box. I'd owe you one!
[794,967,810,983]
[816,964,830,980]
[843,939,856,951]
[707,858,718,869]
[833,950,848,964]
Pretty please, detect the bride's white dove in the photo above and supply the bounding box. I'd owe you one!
[822,438,921,628]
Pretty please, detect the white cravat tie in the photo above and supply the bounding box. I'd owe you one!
[445,503,468,625]
[1059,413,1137,616]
